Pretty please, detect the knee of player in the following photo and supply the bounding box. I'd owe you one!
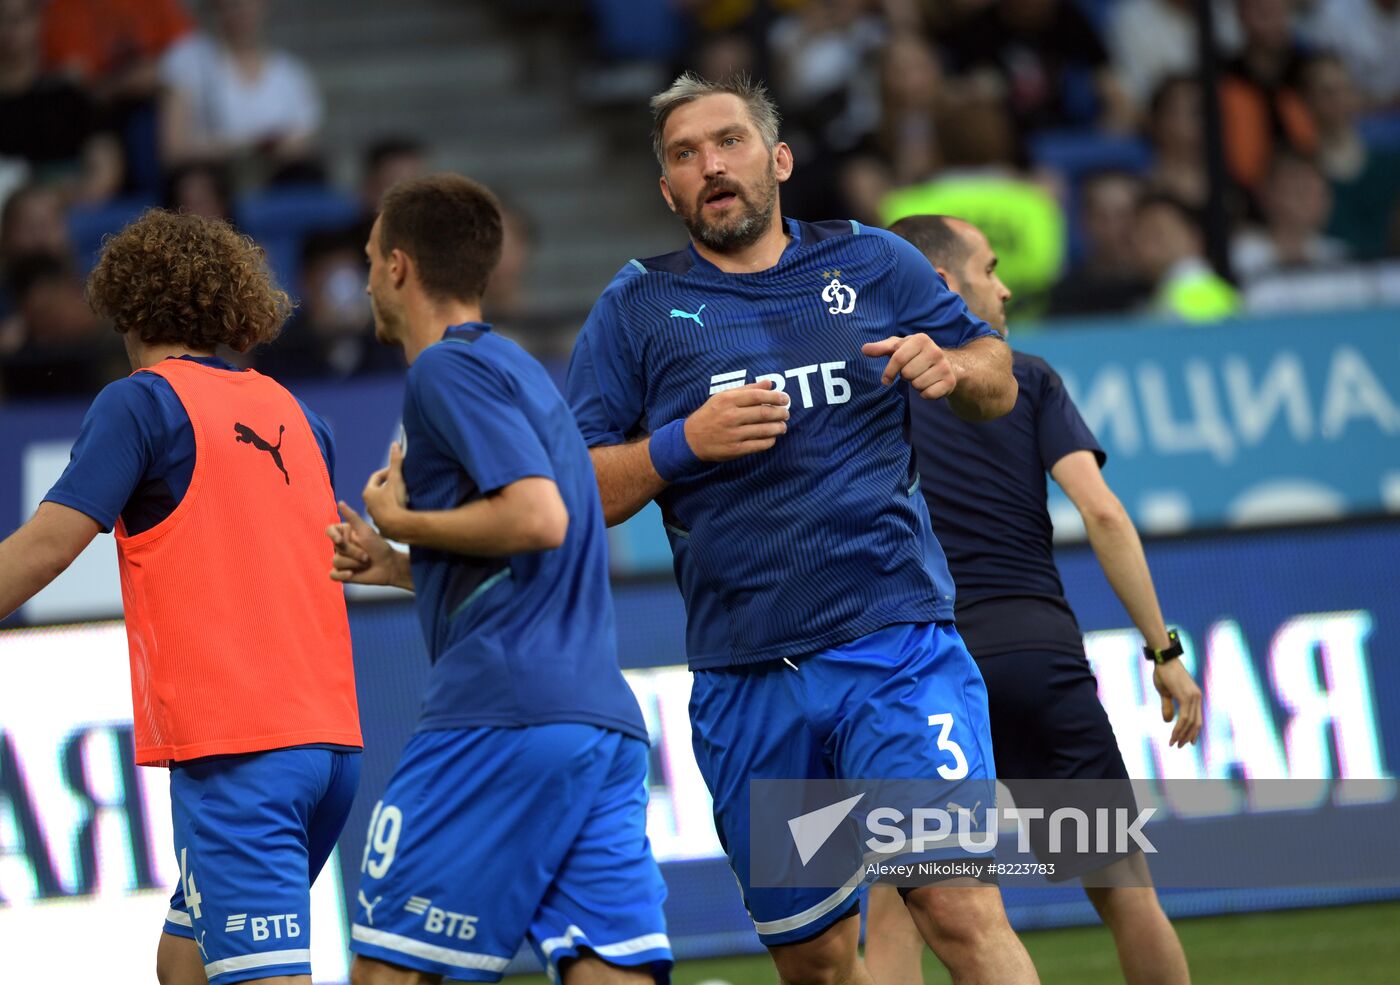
[903,882,1008,946]
[350,955,430,985]
[770,928,860,985]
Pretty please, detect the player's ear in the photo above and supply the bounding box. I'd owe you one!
[774,142,794,184]
[659,174,677,214]
[388,248,410,289]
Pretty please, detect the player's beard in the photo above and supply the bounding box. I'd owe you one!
[681,160,779,254]
[369,294,402,346]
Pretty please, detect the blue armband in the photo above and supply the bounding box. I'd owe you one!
[648,418,705,482]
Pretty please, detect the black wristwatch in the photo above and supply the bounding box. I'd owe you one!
[1144,630,1183,665]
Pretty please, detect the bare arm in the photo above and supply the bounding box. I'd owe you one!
[943,334,1017,421]
[0,502,101,620]
[1052,449,1201,745]
[589,439,669,528]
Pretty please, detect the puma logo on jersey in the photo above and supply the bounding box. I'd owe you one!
[669,304,706,326]
[233,422,290,484]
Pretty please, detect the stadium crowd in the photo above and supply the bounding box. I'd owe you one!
[2,0,1399,403]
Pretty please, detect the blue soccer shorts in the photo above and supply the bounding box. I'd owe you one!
[349,724,672,982]
[162,746,361,984]
[689,621,996,947]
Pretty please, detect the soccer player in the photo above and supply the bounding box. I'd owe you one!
[865,214,1201,985]
[0,210,363,985]
[326,173,671,985]
[565,74,1039,985]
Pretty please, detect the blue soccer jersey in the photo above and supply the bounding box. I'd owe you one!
[400,324,646,740]
[566,219,997,669]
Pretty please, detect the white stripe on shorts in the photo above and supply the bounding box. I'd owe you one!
[749,864,866,937]
[204,948,310,978]
[352,924,512,971]
[165,908,193,928]
[539,925,670,959]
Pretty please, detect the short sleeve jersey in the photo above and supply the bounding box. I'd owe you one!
[566,218,999,669]
[401,325,646,741]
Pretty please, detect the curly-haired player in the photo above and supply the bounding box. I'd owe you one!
[0,209,363,985]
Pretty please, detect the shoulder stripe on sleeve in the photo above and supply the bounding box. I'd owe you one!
[628,258,646,273]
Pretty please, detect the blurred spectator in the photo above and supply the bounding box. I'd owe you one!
[0,0,124,203]
[1219,0,1316,195]
[1145,75,1210,212]
[0,252,126,399]
[347,137,428,248]
[256,231,398,381]
[693,31,760,86]
[163,160,235,221]
[158,0,323,182]
[1307,0,1400,109]
[1302,51,1400,258]
[0,183,75,349]
[41,0,192,105]
[940,0,1138,138]
[767,0,885,152]
[360,139,427,215]
[765,1,887,220]
[0,184,73,271]
[1048,170,1154,315]
[1133,192,1240,321]
[868,35,949,188]
[841,36,1021,224]
[483,202,537,325]
[1231,152,1348,280]
[1108,0,1241,108]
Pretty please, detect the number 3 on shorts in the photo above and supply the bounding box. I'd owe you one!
[927,713,969,780]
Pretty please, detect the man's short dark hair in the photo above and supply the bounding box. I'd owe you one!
[887,215,973,276]
[378,173,503,302]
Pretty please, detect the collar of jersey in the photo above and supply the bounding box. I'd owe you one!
[684,216,802,279]
[443,322,493,339]
[169,354,239,372]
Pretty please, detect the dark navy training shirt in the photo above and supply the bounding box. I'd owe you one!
[910,351,1103,657]
[401,324,646,741]
[566,218,999,669]
[44,356,334,534]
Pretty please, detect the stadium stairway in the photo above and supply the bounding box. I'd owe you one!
[266,0,679,321]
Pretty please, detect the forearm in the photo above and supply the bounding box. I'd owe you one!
[589,440,668,527]
[943,336,1017,420]
[383,497,554,558]
[0,522,81,620]
[1084,507,1170,650]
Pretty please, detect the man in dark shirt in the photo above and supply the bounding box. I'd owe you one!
[0,0,123,202]
[866,214,1200,985]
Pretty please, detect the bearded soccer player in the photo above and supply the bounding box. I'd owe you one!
[565,73,1039,985]
[865,214,1200,985]
[326,173,670,985]
[0,210,362,985]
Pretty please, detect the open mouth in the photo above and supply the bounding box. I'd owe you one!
[704,188,739,209]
